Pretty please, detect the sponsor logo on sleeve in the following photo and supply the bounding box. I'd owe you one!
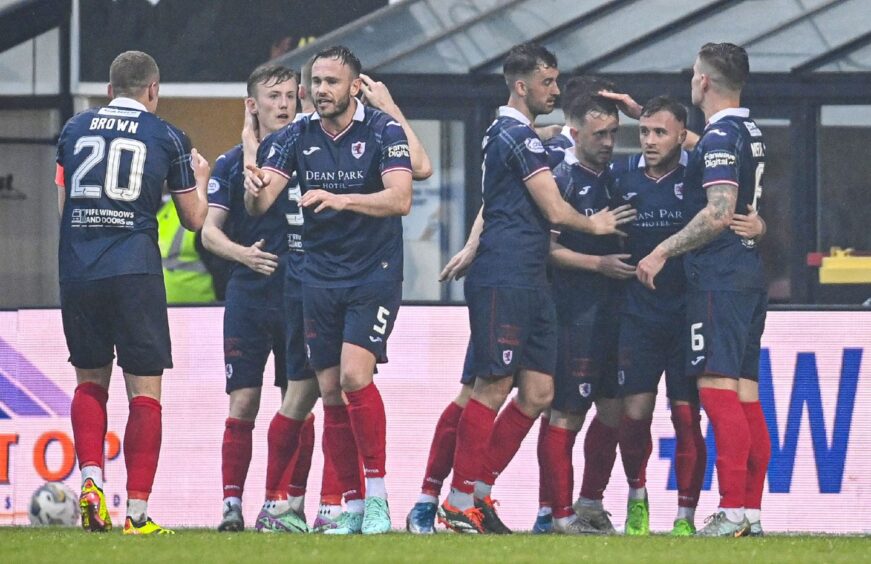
[207,179,220,194]
[744,121,763,137]
[751,142,765,158]
[387,143,410,159]
[524,137,545,154]
[704,150,736,169]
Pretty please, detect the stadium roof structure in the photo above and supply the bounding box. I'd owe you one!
[271,0,871,75]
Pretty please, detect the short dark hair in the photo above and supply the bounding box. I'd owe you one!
[698,42,749,91]
[562,75,616,107]
[502,42,557,83]
[109,51,159,97]
[312,45,362,77]
[565,92,618,126]
[246,64,298,97]
[640,95,687,125]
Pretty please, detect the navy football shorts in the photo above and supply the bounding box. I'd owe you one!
[685,290,768,380]
[222,298,287,394]
[60,274,171,376]
[303,281,402,371]
[464,284,557,380]
[284,282,314,382]
[459,339,476,386]
[551,299,619,414]
[617,312,696,403]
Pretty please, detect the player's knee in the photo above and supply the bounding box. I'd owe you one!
[518,384,552,415]
[228,387,261,420]
[472,377,512,410]
[280,380,319,419]
[623,393,655,420]
[339,366,373,392]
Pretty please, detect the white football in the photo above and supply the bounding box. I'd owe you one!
[28,483,79,526]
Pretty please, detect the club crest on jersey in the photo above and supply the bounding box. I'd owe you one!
[502,349,513,365]
[225,364,233,380]
[674,182,684,200]
[579,382,592,397]
[351,141,366,159]
[524,137,545,154]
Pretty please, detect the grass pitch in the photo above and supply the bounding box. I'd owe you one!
[1,528,868,563]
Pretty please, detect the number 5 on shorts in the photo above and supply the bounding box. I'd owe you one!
[690,322,704,352]
[373,306,391,335]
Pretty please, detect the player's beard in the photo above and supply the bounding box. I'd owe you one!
[317,90,351,120]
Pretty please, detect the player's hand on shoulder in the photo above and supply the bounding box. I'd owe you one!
[598,253,635,280]
[636,249,666,290]
[243,164,268,196]
[359,73,398,114]
[597,90,642,120]
[535,124,562,141]
[190,148,211,182]
[730,203,764,239]
[439,245,476,282]
[242,238,279,275]
[300,189,348,213]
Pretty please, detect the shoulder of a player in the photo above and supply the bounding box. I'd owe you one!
[213,144,243,176]
[365,106,405,137]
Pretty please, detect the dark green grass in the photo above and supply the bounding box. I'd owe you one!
[1,528,868,564]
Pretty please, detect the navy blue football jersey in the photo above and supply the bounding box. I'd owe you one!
[612,152,688,318]
[550,150,621,302]
[208,143,304,298]
[56,98,195,282]
[466,106,552,289]
[683,108,765,291]
[261,100,412,288]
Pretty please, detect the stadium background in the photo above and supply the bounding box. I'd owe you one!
[0,0,869,533]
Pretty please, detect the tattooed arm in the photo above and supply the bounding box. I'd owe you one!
[636,183,737,289]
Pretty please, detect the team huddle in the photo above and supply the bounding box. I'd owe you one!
[55,40,770,537]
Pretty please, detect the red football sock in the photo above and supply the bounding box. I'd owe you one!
[536,416,553,508]
[286,414,315,498]
[124,396,162,500]
[450,399,497,494]
[541,424,577,519]
[741,401,771,510]
[323,404,364,501]
[579,417,619,501]
[671,404,705,508]
[421,401,463,496]
[320,428,343,505]
[71,382,109,471]
[699,388,750,509]
[481,400,536,486]
[619,416,653,489]
[345,383,387,479]
[265,412,303,500]
[222,417,255,499]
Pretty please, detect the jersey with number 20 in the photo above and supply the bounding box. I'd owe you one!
[56,98,195,283]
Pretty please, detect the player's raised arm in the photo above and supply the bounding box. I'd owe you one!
[599,90,700,151]
[525,170,634,235]
[359,73,433,181]
[172,147,210,231]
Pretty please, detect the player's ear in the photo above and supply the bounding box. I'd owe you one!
[350,75,362,97]
[106,83,114,100]
[245,97,258,114]
[569,126,580,143]
[678,128,687,144]
[298,83,306,102]
[515,78,528,98]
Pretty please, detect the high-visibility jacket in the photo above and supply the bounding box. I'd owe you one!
[157,199,215,303]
